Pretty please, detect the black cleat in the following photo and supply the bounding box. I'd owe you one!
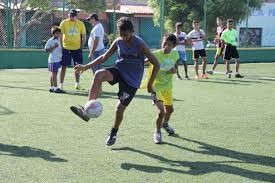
[106,133,117,146]
[235,73,244,78]
[54,88,65,93]
[70,106,89,122]
[162,123,175,135]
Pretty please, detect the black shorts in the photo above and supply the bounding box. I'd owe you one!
[193,49,207,60]
[107,67,137,106]
[61,48,83,66]
[224,45,239,60]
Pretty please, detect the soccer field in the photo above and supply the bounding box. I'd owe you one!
[0,63,275,183]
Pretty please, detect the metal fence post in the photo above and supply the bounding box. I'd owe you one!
[113,0,116,35]
[160,0,165,39]
[7,0,12,48]
[62,0,65,20]
[203,0,207,40]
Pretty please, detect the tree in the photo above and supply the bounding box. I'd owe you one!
[148,0,262,39]
[0,0,106,47]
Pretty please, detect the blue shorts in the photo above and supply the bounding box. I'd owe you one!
[48,62,60,72]
[177,51,187,63]
[92,48,105,73]
[61,49,83,66]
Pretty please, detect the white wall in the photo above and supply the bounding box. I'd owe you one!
[237,3,275,46]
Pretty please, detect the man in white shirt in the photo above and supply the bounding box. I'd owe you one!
[174,22,189,80]
[86,13,105,74]
[187,20,208,79]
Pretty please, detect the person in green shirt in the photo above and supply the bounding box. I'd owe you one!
[144,34,179,144]
[220,19,244,78]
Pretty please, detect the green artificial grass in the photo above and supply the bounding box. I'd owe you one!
[0,63,274,182]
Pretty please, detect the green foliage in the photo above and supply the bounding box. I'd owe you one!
[148,0,262,38]
[68,0,106,13]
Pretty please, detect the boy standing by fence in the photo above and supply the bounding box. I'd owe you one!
[187,20,208,79]
[44,26,64,93]
[221,19,244,78]
[174,22,189,80]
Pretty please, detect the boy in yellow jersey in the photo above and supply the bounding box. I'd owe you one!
[221,19,244,78]
[145,34,179,144]
[59,9,86,90]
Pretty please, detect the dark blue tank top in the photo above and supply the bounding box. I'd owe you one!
[115,35,145,88]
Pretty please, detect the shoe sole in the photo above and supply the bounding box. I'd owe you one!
[70,106,89,122]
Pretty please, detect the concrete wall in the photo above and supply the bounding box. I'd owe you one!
[0,48,274,69]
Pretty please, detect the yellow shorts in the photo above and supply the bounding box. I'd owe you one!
[156,89,173,106]
[216,47,224,56]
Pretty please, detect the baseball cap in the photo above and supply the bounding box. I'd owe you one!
[176,22,183,26]
[69,9,77,17]
[86,13,98,21]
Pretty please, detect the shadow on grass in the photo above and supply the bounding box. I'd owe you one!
[167,135,275,168]
[0,143,68,162]
[0,85,45,92]
[112,142,275,182]
[195,79,250,85]
[0,106,14,115]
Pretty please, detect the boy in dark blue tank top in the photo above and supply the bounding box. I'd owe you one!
[70,17,160,146]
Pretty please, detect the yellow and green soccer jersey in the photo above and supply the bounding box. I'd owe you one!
[148,49,179,91]
[60,19,86,50]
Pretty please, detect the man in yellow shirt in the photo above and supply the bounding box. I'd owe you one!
[59,9,86,90]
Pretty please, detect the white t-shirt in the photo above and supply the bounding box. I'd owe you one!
[174,32,187,51]
[88,22,105,51]
[187,29,205,50]
[44,37,62,63]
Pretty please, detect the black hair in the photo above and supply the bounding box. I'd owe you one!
[217,16,224,21]
[193,20,199,24]
[163,33,177,45]
[51,26,61,35]
[117,17,134,33]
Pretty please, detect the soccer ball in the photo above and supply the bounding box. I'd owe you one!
[84,100,103,118]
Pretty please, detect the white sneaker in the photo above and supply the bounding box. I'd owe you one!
[59,84,63,90]
[75,83,81,90]
[153,131,163,144]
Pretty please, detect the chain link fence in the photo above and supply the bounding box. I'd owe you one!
[0,0,162,49]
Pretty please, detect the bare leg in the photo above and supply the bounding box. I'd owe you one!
[202,57,207,74]
[52,72,58,87]
[60,66,66,84]
[164,105,174,124]
[112,102,127,129]
[212,55,220,71]
[50,74,53,87]
[155,101,165,131]
[225,60,230,74]
[194,60,199,75]
[235,58,240,73]
[88,69,113,100]
[183,62,188,77]
[175,61,182,79]
[75,72,80,83]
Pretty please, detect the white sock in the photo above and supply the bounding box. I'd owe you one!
[49,86,53,90]
[53,86,58,91]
